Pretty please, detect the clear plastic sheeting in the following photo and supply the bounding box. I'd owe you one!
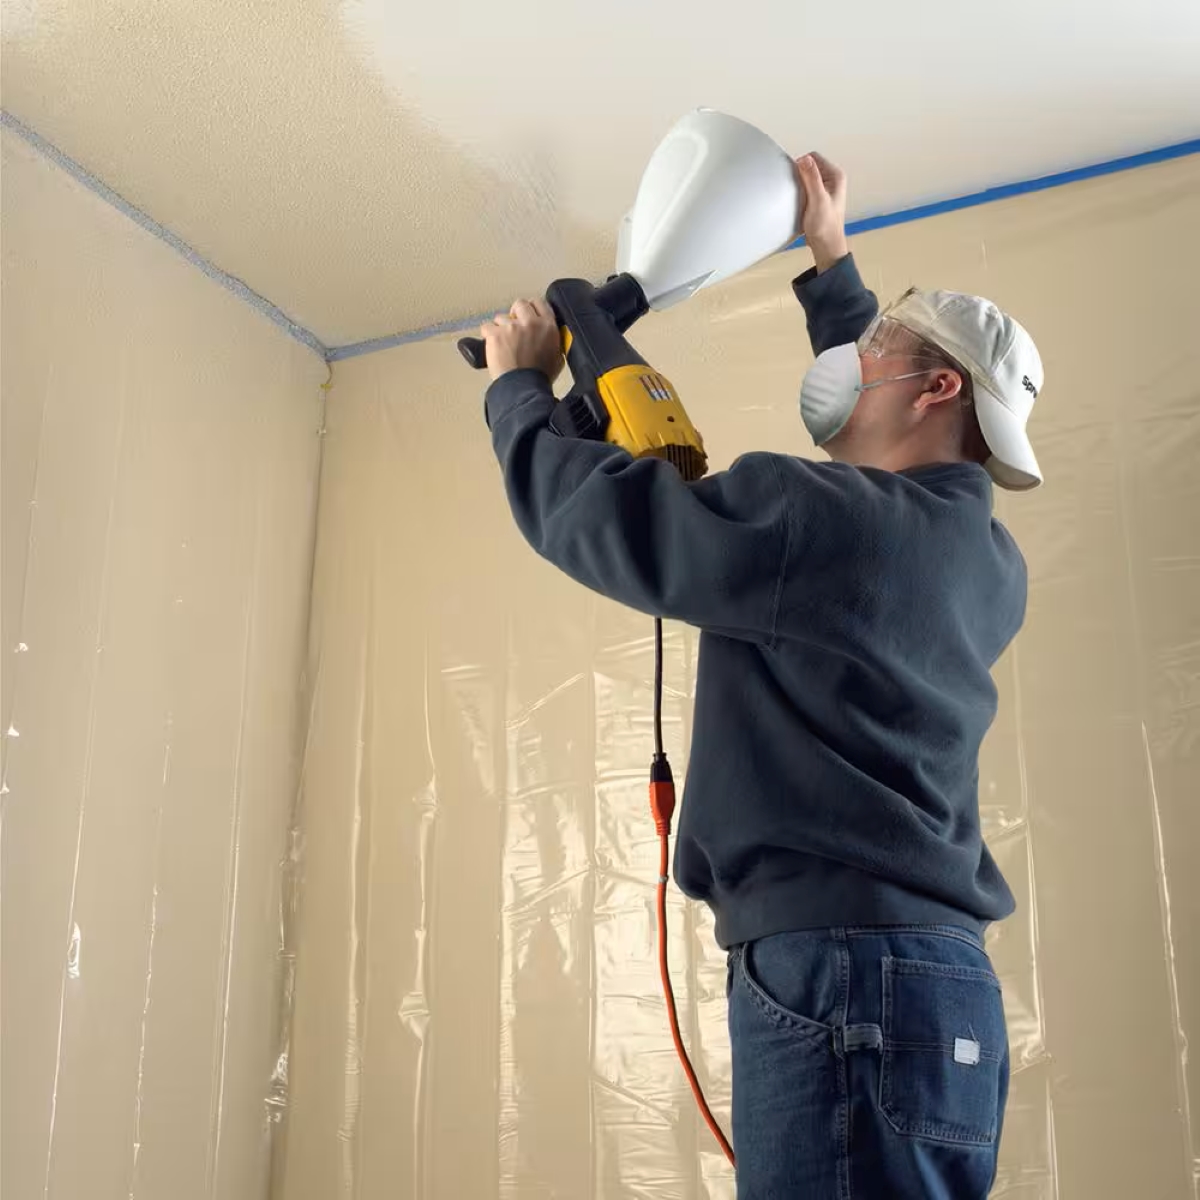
[5,123,1199,1200]
[282,155,1200,1199]
[1,129,325,1200]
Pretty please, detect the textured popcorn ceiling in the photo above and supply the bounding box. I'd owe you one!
[3,0,1199,347]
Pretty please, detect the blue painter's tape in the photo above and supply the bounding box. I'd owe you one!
[325,311,498,362]
[336,135,1198,356]
[786,137,1200,250]
[2,109,328,359]
[6,104,1196,363]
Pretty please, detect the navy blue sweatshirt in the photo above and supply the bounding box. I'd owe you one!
[485,254,1021,946]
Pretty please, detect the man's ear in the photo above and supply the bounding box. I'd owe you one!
[915,368,964,411]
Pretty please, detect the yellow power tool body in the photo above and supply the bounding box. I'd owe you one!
[458,274,708,483]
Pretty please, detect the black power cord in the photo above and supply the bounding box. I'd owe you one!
[653,617,665,758]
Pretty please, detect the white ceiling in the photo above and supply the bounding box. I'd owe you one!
[3,0,1199,348]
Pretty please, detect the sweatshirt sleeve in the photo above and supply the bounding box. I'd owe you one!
[485,369,789,642]
[792,253,880,356]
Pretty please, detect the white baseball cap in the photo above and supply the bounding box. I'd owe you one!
[882,289,1044,490]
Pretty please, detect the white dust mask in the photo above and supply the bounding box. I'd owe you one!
[799,343,932,446]
[799,343,862,446]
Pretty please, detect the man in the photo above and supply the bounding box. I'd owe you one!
[479,152,1042,1199]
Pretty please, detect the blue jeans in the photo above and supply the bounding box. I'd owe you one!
[728,926,1009,1199]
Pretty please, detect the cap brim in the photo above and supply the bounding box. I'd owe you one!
[974,392,1042,491]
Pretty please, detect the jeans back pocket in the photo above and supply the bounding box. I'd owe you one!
[880,955,1006,1145]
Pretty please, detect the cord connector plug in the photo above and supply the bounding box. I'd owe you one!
[649,753,676,836]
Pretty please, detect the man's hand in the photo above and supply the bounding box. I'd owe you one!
[480,298,565,384]
[795,153,849,275]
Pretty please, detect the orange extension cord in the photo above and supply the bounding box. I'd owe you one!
[649,618,736,1167]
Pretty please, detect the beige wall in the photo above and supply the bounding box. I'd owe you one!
[1,129,326,1200]
[284,153,1200,1199]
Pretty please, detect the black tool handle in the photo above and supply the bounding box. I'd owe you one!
[457,336,487,369]
[455,276,648,374]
